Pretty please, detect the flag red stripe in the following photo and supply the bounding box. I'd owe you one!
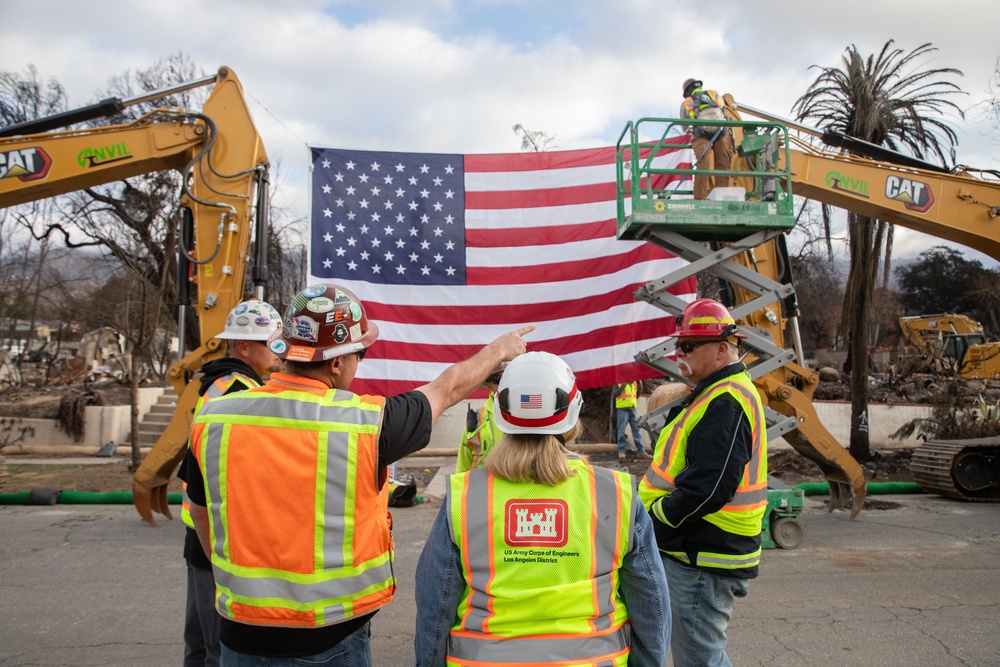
[352,362,666,398]
[365,317,676,363]
[466,219,614,247]
[465,182,617,209]
[364,281,690,326]
[463,138,691,173]
[466,244,670,286]
[465,147,618,172]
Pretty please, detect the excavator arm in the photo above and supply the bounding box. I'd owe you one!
[0,67,269,524]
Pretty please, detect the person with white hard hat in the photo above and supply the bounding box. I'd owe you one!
[414,351,671,667]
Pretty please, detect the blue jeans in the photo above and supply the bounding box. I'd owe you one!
[220,622,370,667]
[616,407,645,453]
[185,564,220,667]
[662,556,748,667]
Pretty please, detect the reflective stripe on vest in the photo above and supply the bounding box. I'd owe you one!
[446,458,634,666]
[639,371,767,564]
[614,382,637,409]
[181,372,260,529]
[190,374,391,627]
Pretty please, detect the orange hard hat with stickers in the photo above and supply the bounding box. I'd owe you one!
[267,283,379,362]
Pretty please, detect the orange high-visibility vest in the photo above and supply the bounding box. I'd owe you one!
[446,457,634,666]
[191,372,392,628]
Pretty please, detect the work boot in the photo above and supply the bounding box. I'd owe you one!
[618,451,626,462]
[636,450,653,460]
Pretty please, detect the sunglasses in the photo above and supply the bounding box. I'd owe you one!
[356,348,368,361]
[676,339,722,353]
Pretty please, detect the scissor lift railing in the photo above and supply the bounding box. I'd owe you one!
[616,117,795,241]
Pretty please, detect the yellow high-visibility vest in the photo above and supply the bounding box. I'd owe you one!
[639,370,767,570]
[446,457,634,666]
[615,382,637,409]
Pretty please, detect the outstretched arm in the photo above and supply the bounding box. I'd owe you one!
[417,326,534,423]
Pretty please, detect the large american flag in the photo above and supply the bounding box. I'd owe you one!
[307,141,696,396]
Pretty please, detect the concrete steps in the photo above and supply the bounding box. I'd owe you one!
[137,387,177,446]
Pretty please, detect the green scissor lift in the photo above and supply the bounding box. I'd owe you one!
[617,116,805,549]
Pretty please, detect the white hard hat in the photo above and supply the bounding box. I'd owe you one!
[216,299,281,341]
[494,351,583,436]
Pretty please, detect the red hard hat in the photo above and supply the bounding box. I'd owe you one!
[266,283,379,362]
[670,298,745,339]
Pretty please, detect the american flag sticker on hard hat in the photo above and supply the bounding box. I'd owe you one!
[520,394,543,409]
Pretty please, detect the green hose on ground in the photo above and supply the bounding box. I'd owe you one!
[794,481,923,496]
[0,491,182,505]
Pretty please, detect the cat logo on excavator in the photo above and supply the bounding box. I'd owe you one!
[0,147,52,182]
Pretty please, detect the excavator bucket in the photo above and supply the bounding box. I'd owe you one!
[757,376,867,517]
[132,379,201,526]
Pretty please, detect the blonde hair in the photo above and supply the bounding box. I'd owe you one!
[484,422,585,486]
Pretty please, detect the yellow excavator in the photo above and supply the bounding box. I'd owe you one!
[0,66,270,524]
[616,98,1000,509]
[898,313,1000,379]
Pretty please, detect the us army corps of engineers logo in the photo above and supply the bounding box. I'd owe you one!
[502,499,580,564]
[504,499,568,547]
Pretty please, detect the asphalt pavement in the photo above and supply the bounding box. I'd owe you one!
[1,461,998,667]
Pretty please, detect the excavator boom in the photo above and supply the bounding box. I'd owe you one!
[0,67,269,524]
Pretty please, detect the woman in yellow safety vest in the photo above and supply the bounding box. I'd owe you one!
[414,352,671,667]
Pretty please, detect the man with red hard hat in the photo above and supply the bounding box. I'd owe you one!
[186,283,533,665]
[637,298,767,667]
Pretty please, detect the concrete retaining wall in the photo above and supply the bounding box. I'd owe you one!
[3,387,165,456]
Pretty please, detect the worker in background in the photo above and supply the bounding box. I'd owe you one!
[456,370,503,472]
[680,78,735,200]
[187,283,532,665]
[638,298,767,667]
[612,380,651,462]
[414,351,671,667]
[177,298,283,667]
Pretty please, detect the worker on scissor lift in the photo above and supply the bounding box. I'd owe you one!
[680,78,736,200]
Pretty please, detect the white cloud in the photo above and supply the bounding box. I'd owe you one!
[2,0,997,264]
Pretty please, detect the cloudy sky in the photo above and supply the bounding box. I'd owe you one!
[4,0,998,264]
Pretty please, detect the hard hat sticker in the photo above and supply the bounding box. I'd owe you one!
[235,304,248,315]
[269,339,287,354]
[350,303,362,321]
[333,323,349,344]
[303,284,326,298]
[307,297,334,313]
[286,345,314,361]
[334,289,352,305]
[235,316,250,326]
[255,316,271,327]
[349,323,362,341]
[290,315,320,342]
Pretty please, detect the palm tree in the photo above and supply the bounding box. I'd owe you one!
[793,41,964,460]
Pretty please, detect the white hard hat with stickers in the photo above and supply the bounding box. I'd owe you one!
[216,299,282,341]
